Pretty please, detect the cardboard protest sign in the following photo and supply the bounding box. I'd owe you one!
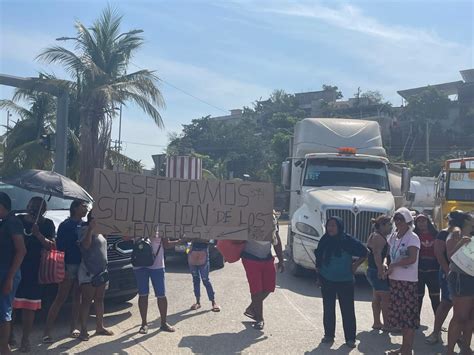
[451,237,474,276]
[91,169,275,241]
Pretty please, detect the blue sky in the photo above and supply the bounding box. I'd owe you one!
[1,0,473,168]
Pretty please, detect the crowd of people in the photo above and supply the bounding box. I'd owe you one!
[315,207,473,354]
[0,189,473,355]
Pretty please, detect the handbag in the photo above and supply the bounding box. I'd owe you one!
[91,270,109,287]
[188,249,207,266]
[216,240,246,263]
[131,238,161,267]
[38,248,65,284]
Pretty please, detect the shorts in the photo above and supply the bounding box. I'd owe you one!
[366,267,389,292]
[65,263,80,280]
[134,267,166,298]
[448,271,474,298]
[439,269,451,302]
[0,269,21,323]
[242,257,276,295]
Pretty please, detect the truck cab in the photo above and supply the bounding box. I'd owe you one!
[282,118,410,275]
[433,158,474,229]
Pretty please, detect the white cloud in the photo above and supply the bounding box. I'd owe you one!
[264,2,455,46]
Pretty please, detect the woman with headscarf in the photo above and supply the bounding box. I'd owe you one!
[314,216,367,349]
[385,207,420,355]
[413,214,440,318]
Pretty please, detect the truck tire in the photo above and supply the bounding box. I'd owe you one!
[288,249,305,277]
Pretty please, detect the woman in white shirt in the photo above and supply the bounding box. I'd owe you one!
[385,207,420,355]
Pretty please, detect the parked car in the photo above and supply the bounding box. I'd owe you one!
[0,182,137,303]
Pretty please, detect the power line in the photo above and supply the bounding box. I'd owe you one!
[129,62,228,114]
[122,140,167,148]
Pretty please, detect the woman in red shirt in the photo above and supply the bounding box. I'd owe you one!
[413,214,440,318]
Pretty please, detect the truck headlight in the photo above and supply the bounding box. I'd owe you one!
[295,222,319,237]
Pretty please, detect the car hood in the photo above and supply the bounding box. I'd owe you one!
[303,186,394,212]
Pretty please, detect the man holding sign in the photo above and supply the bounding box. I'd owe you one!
[445,212,473,355]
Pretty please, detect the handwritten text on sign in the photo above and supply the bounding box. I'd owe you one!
[91,169,274,241]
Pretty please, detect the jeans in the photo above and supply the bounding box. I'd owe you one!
[320,276,356,342]
[189,255,215,302]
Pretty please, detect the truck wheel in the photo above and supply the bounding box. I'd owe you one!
[288,250,305,277]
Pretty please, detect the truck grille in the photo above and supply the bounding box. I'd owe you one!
[107,236,133,262]
[326,209,383,244]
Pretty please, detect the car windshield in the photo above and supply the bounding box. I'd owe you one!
[447,171,474,201]
[0,183,71,211]
[303,159,390,191]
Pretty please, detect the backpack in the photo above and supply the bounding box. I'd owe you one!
[131,238,161,267]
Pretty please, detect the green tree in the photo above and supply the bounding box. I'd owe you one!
[400,87,451,162]
[37,6,164,189]
[0,90,56,175]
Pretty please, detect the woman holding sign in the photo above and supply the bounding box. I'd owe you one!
[446,212,473,355]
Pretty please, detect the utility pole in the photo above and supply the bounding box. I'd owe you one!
[425,120,430,163]
[5,110,12,146]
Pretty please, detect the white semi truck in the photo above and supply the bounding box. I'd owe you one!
[281,118,410,275]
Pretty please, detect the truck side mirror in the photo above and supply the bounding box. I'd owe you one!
[401,167,411,195]
[281,161,291,190]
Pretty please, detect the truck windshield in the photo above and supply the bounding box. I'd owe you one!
[447,171,474,201]
[303,159,390,191]
[0,183,72,211]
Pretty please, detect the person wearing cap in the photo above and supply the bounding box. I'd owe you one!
[426,211,470,345]
[385,207,420,355]
[0,192,26,355]
[445,212,473,355]
[366,215,392,331]
[413,214,440,318]
[42,200,88,343]
[314,216,367,349]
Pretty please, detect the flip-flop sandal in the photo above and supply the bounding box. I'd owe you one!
[160,324,176,332]
[95,329,114,336]
[211,305,221,312]
[190,303,201,310]
[139,325,148,334]
[253,321,264,330]
[42,336,54,344]
[9,336,17,347]
[70,329,81,338]
[243,310,256,320]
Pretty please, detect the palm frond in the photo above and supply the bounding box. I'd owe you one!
[115,90,164,128]
[0,100,32,120]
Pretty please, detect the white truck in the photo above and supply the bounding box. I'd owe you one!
[281,118,410,275]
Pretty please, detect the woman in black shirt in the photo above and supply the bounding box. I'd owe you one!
[11,197,55,352]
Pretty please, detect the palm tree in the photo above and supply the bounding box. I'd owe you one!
[37,6,165,189]
[0,90,56,175]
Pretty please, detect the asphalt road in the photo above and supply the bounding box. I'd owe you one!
[13,225,463,354]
